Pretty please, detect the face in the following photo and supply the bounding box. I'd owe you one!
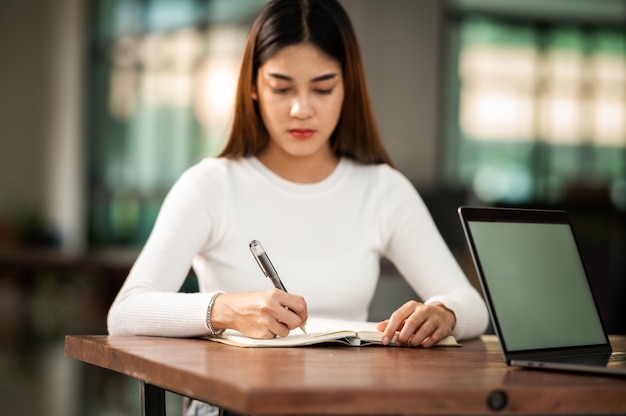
[253,43,344,165]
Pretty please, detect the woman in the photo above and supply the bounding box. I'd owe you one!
[108,0,488,349]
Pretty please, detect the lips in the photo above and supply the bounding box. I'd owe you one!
[289,128,315,139]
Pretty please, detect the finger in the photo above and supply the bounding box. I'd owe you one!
[382,302,418,344]
[422,323,453,348]
[242,292,293,338]
[381,315,404,345]
[392,301,428,344]
[411,304,456,347]
[376,320,389,332]
[406,307,454,347]
[406,320,436,347]
[246,316,284,339]
[419,335,437,348]
[266,318,291,338]
[271,290,308,328]
[397,313,427,345]
[256,328,278,339]
[414,328,442,348]
[273,305,307,332]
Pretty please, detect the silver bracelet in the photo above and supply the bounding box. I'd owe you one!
[206,291,225,336]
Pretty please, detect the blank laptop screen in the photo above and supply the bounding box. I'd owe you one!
[467,221,607,352]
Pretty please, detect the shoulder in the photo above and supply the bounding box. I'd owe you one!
[343,160,427,228]
[344,159,416,196]
[344,159,408,181]
[183,157,238,179]
[162,157,251,206]
[176,157,249,188]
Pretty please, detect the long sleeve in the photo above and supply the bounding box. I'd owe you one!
[379,170,489,340]
[107,157,489,339]
[107,164,220,336]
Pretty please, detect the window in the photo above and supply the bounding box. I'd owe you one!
[87,0,267,247]
[445,14,626,207]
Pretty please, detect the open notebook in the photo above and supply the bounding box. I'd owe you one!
[202,317,459,348]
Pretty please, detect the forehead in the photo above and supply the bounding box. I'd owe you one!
[259,43,342,79]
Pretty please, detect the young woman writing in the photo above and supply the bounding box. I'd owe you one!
[107,0,488,350]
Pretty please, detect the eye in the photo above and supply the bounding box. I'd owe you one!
[314,88,333,95]
[272,87,291,94]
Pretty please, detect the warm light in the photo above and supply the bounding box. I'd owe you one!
[460,45,538,79]
[542,50,584,82]
[109,36,140,120]
[193,26,248,149]
[539,93,583,144]
[110,29,204,113]
[592,98,626,146]
[590,54,626,84]
[460,43,626,147]
[459,44,537,141]
[195,59,240,129]
[589,53,626,146]
[461,86,534,140]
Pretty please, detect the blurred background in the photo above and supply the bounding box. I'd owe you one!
[0,0,624,414]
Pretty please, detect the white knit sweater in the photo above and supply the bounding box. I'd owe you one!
[107,157,488,339]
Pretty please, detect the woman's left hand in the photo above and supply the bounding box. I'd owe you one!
[376,301,456,348]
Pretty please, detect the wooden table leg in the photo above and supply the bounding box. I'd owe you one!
[141,381,166,416]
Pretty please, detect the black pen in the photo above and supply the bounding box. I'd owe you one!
[249,240,307,334]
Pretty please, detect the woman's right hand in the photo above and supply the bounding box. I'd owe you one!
[210,289,308,339]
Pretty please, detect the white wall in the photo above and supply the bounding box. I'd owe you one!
[0,2,51,221]
[44,0,88,251]
[0,0,86,251]
[341,0,443,187]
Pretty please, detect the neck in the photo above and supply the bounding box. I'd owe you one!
[256,148,339,184]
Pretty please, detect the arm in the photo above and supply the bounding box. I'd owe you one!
[377,171,489,345]
[107,163,307,338]
[106,168,218,337]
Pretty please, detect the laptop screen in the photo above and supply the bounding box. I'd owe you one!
[467,219,607,352]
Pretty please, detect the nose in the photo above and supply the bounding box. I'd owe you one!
[289,95,313,119]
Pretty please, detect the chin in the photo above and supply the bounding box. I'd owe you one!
[281,144,323,157]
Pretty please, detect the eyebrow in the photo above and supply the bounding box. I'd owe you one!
[267,73,338,83]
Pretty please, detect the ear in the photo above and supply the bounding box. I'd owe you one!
[251,83,258,100]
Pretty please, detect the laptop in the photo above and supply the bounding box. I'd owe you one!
[458,206,626,376]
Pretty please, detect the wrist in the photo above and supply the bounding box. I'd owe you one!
[432,302,457,328]
[206,291,225,336]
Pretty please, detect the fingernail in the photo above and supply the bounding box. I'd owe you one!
[382,336,390,345]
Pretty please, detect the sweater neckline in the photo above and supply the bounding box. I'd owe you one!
[245,156,350,195]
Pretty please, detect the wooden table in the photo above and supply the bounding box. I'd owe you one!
[64,334,626,415]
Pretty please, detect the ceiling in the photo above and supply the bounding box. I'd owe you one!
[447,0,626,24]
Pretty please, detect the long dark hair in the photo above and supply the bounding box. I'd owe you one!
[219,0,393,166]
